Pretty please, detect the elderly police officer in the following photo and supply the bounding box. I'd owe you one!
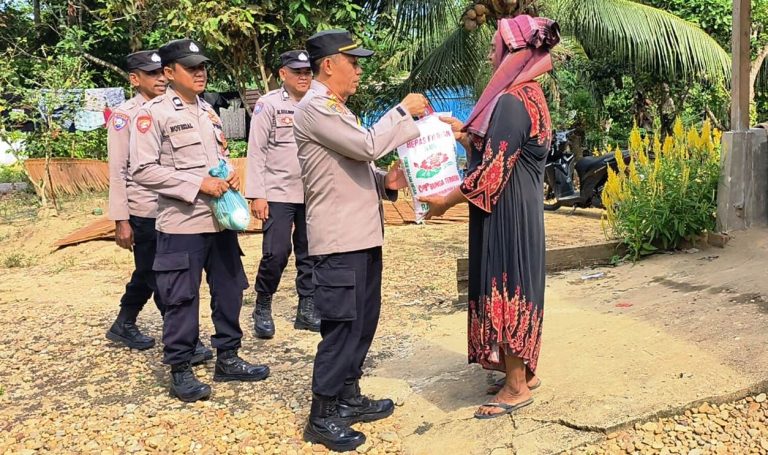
[130,39,269,402]
[245,49,320,338]
[106,50,213,365]
[293,29,429,451]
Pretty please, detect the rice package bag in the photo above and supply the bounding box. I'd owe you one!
[208,159,251,231]
[397,113,462,222]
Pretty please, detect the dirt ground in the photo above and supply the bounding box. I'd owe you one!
[0,192,606,454]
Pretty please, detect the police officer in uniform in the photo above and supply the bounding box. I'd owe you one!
[293,30,429,451]
[130,39,269,402]
[246,49,320,338]
[106,50,213,365]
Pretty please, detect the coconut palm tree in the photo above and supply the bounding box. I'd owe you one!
[364,0,731,99]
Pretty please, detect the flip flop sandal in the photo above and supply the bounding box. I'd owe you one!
[486,377,542,395]
[474,397,534,420]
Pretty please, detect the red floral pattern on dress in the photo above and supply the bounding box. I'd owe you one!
[508,82,552,148]
[461,140,521,212]
[468,276,543,373]
[461,82,550,213]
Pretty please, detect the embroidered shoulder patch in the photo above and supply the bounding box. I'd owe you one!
[110,112,130,131]
[325,99,344,114]
[207,110,222,127]
[253,102,264,115]
[136,115,152,134]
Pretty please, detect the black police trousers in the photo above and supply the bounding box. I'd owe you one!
[153,230,249,365]
[254,202,314,298]
[311,247,382,397]
[119,216,163,320]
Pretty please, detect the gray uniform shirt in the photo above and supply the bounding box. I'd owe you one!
[244,87,304,203]
[108,94,158,220]
[293,80,420,256]
[130,86,231,234]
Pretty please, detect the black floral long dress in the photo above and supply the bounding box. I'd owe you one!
[461,82,552,374]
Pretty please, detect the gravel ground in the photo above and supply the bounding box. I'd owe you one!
[566,395,768,455]
[13,193,761,454]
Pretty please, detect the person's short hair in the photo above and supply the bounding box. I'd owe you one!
[311,56,327,75]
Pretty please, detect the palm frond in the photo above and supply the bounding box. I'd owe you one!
[558,0,730,81]
[392,25,494,102]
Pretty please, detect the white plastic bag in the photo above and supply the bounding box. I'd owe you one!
[397,113,462,222]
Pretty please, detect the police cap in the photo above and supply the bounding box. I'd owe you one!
[306,29,374,61]
[126,50,162,72]
[159,39,211,67]
[280,50,311,69]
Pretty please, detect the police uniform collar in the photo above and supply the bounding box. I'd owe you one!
[281,87,289,101]
[311,80,337,100]
[129,93,146,106]
[166,86,199,111]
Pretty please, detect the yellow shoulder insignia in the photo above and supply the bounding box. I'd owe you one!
[325,99,344,115]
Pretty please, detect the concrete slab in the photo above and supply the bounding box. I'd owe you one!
[365,228,768,454]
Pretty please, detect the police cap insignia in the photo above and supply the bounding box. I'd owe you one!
[280,50,311,69]
[125,50,162,72]
[159,39,210,67]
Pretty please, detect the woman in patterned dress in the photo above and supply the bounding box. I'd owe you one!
[421,15,559,419]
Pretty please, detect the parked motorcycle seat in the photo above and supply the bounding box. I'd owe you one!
[575,155,610,176]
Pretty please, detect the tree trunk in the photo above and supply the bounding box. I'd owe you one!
[83,52,129,81]
[749,43,768,102]
[33,0,41,29]
[253,34,272,94]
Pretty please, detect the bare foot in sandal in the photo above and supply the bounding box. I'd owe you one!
[486,373,541,395]
[475,384,533,419]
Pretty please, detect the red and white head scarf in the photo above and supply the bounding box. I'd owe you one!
[463,15,560,138]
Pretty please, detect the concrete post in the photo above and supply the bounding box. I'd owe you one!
[717,129,768,231]
[716,0,768,231]
[731,0,751,132]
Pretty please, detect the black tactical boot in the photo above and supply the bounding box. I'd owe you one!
[213,349,270,382]
[169,362,211,402]
[252,293,275,339]
[106,319,155,350]
[190,339,213,365]
[337,379,395,424]
[294,295,321,332]
[304,394,366,452]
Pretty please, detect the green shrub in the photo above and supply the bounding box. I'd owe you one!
[228,139,248,158]
[0,163,27,183]
[602,120,721,260]
[2,252,34,268]
[22,128,108,160]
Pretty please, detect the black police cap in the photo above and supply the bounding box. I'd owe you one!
[126,50,162,72]
[158,39,211,67]
[306,29,374,61]
[280,50,311,69]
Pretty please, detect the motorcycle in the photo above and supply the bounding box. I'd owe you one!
[543,130,631,211]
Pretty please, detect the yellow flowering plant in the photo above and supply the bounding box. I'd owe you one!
[601,119,721,260]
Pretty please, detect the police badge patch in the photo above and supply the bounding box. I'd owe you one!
[253,102,264,115]
[110,112,130,131]
[136,115,152,133]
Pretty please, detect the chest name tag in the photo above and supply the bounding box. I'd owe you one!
[170,123,194,133]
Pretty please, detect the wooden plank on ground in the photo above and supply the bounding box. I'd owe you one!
[456,241,626,302]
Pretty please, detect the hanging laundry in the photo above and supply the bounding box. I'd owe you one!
[74,109,107,131]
